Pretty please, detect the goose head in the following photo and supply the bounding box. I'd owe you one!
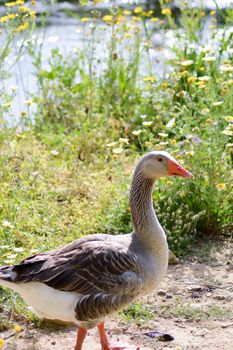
[138,151,193,179]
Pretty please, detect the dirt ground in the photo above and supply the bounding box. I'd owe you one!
[1,239,233,350]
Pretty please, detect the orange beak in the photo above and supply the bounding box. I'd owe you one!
[168,159,193,178]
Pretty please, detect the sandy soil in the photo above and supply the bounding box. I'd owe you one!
[1,239,233,350]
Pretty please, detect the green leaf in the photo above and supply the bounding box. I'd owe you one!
[80,0,88,6]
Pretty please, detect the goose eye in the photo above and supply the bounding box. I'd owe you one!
[158,158,163,162]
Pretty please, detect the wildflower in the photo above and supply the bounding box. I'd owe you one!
[143,76,156,83]
[224,116,233,123]
[161,81,168,89]
[221,86,228,95]
[202,47,212,53]
[205,118,213,125]
[198,76,210,82]
[134,7,143,14]
[222,130,233,136]
[158,132,168,138]
[16,22,29,32]
[216,183,226,191]
[81,17,90,23]
[145,141,152,148]
[132,130,142,136]
[16,0,25,4]
[119,138,129,144]
[180,60,193,67]
[102,15,113,22]
[213,101,223,106]
[161,8,171,16]
[200,108,210,115]
[11,85,18,91]
[150,17,159,22]
[170,139,177,145]
[227,79,233,86]
[179,70,189,77]
[21,111,27,117]
[31,0,37,5]
[14,324,21,333]
[3,102,12,108]
[210,10,216,15]
[50,149,59,156]
[166,118,175,128]
[0,16,9,23]
[25,100,33,106]
[131,16,141,22]
[0,338,5,349]
[143,121,153,126]
[5,2,16,7]
[106,142,117,147]
[2,220,14,229]
[187,76,197,84]
[123,10,131,16]
[112,148,123,154]
[176,90,186,98]
[18,6,31,12]
[29,11,36,17]
[144,10,153,17]
[200,11,205,17]
[202,56,216,62]
[220,65,233,72]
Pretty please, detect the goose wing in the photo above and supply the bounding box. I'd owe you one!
[3,235,144,320]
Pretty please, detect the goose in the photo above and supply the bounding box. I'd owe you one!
[0,151,192,350]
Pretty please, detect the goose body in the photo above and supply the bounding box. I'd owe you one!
[0,151,192,350]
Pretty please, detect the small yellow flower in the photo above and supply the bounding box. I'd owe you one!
[29,11,36,17]
[31,0,37,5]
[0,16,9,23]
[131,16,141,22]
[145,141,152,148]
[14,324,21,333]
[179,70,189,77]
[8,13,16,19]
[210,10,216,15]
[144,10,153,17]
[161,8,171,16]
[220,65,233,72]
[176,91,186,98]
[187,76,197,84]
[16,0,25,4]
[150,17,159,22]
[180,60,193,67]
[102,15,113,22]
[5,2,16,7]
[81,17,90,23]
[200,108,210,115]
[224,116,233,123]
[123,10,131,16]
[205,118,213,125]
[143,76,156,83]
[0,338,5,349]
[222,130,233,136]
[170,139,177,145]
[227,79,233,86]
[18,6,31,12]
[16,22,29,32]
[132,130,142,136]
[134,7,143,14]
[216,183,226,191]
[21,111,27,117]
[3,102,12,108]
[161,81,168,89]
[25,99,33,106]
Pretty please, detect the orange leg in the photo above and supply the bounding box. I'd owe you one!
[98,322,140,350]
[74,327,87,350]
